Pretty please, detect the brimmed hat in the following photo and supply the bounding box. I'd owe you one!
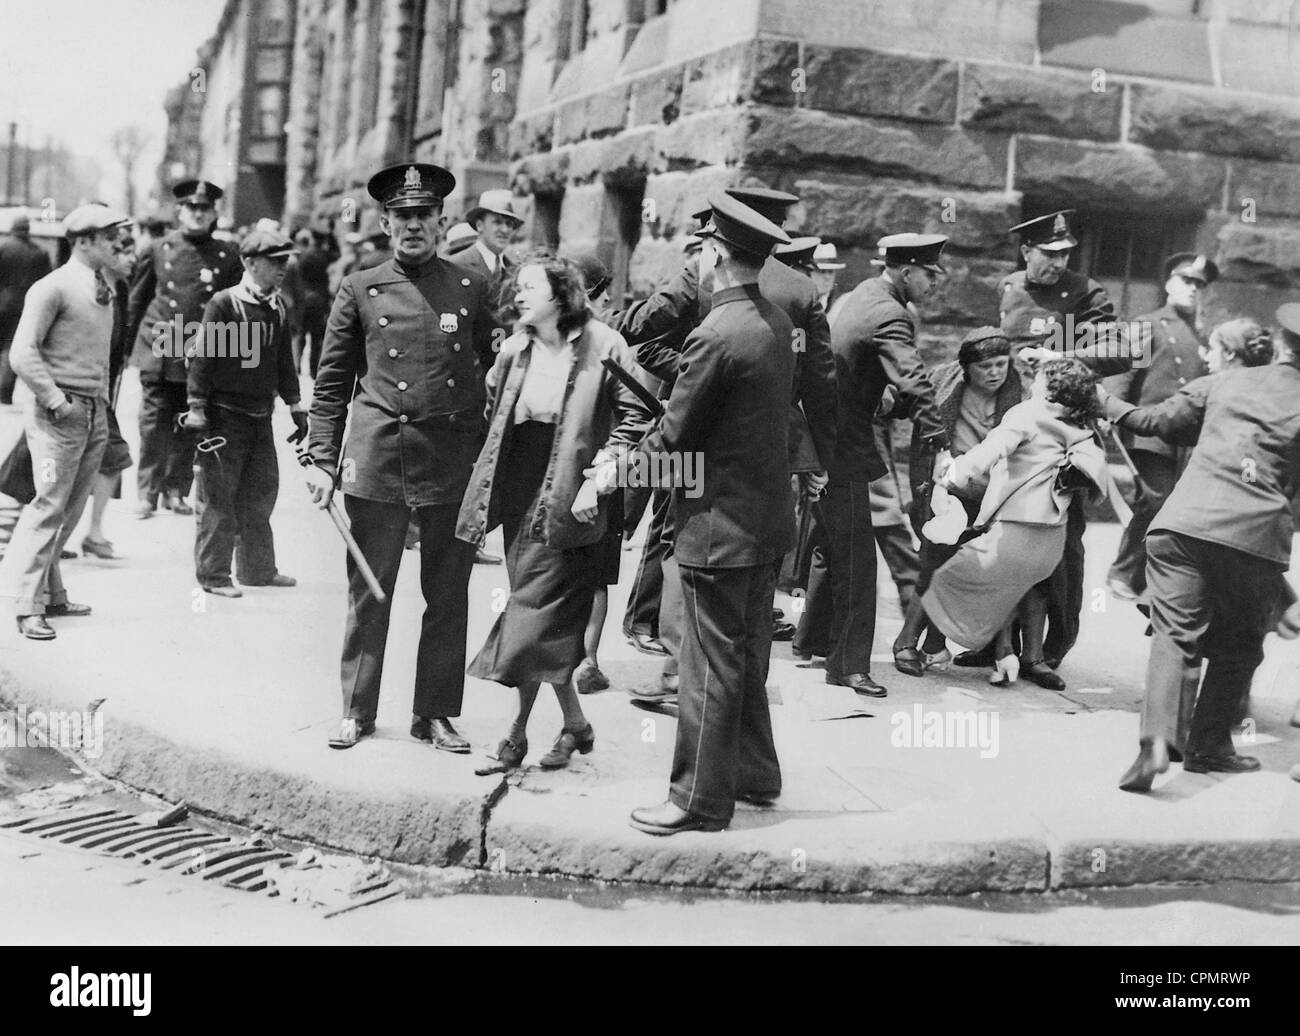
[63,204,132,237]
[694,186,800,229]
[1164,252,1219,286]
[367,163,456,210]
[1010,210,1077,251]
[774,236,821,270]
[697,191,790,257]
[874,232,948,274]
[464,189,523,226]
[172,180,223,205]
[812,242,845,271]
[444,221,478,254]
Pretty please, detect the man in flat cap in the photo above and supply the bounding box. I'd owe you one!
[811,232,950,694]
[0,214,53,406]
[618,185,838,697]
[1104,252,1218,601]
[184,228,307,598]
[305,162,496,751]
[621,191,795,834]
[0,205,132,639]
[127,179,242,519]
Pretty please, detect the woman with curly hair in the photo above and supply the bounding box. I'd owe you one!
[456,253,653,770]
[892,356,1109,687]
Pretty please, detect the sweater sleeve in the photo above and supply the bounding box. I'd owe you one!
[9,279,67,410]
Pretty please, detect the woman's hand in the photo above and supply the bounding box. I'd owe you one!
[571,478,600,523]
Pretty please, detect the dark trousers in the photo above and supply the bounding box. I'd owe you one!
[193,409,279,586]
[137,377,194,501]
[1041,495,1087,663]
[670,561,781,822]
[292,306,328,379]
[0,313,19,404]
[824,480,878,677]
[875,522,920,613]
[1141,531,1282,757]
[793,504,830,655]
[622,487,672,638]
[1108,450,1177,594]
[340,495,474,724]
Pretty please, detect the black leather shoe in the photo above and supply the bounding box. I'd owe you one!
[16,615,56,640]
[428,718,470,753]
[826,672,887,697]
[474,548,502,565]
[953,646,996,668]
[59,549,76,560]
[1183,752,1261,775]
[1021,661,1065,691]
[328,718,375,749]
[162,491,193,516]
[243,573,296,587]
[539,724,595,769]
[771,621,797,641]
[203,584,243,599]
[45,601,91,617]
[892,646,924,677]
[772,608,784,622]
[627,632,669,656]
[629,801,727,835]
[1118,737,1170,793]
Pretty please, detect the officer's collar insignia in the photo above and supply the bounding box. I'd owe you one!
[404,167,422,190]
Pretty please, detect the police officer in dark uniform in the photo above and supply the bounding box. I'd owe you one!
[127,180,242,518]
[1107,303,1300,791]
[1104,253,1217,599]
[821,233,951,695]
[624,191,794,835]
[978,210,1132,674]
[305,162,496,751]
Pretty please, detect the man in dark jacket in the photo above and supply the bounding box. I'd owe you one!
[624,191,794,835]
[1104,253,1216,599]
[127,180,242,518]
[1108,303,1300,792]
[305,162,496,752]
[0,215,53,405]
[184,228,307,597]
[820,233,951,696]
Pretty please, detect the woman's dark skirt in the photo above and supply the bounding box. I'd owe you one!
[467,421,602,688]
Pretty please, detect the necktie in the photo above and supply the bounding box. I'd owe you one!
[94,271,112,306]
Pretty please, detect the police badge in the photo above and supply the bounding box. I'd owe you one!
[440,313,458,333]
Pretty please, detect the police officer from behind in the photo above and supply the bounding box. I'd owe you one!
[305,163,496,751]
[822,233,951,696]
[127,180,242,518]
[620,192,795,835]
[1104,253,1217,600]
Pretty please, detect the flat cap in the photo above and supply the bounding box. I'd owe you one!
[63,204,132,237]
[239,228,297,259]
[1164,252,1219,286]
[367,162,455,210]
[1009,209,1077,251]
[697,190,790,257]
[172,179,223,204]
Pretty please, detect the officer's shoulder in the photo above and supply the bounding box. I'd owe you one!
[443,255,488,290]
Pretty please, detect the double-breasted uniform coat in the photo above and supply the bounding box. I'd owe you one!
[1102,304,1207,594]
[128,230,242,503]
[308,255,495,725]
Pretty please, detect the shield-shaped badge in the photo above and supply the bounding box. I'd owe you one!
[440,313,458,333]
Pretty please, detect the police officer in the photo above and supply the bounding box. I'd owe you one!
[305,162,496,751]
[1104,253,1217,600]
[819,233,951,695]
[1107,303,1300,791]
[0,214,53,405]
[624,191,794,834]
[971,210,1132,674]
[127,180,242,518]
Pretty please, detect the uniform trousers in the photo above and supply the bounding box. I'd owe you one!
[824,480,879,678]
[137,377,195,501]
[193,408,279,587]
[1107,450,1178,595]
[1041,495,1086,663]
[622,487,671,639]
[1141,530,1283,757]
[670,561,782,822]
[0,393,107,614]
[340,495,475,724]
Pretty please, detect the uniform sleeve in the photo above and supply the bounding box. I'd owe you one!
[9,280,66,410]
[1077,280,1132,377]
[601,336,655,455]
[618,260,698,385]
[1104,376,1209,446]
[125,249,156,351]
[950,405,1032,486]
[635,324,728,460]
[793,289,837,471]
[875,314,949,448]
[308,276,363,477]
[187,295,223,405]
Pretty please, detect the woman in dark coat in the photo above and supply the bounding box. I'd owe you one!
[456,254,652,770]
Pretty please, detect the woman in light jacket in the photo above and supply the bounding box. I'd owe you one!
[456,254,653,771]
[892,357,1109,686]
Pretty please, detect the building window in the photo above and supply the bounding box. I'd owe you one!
[262,0,294,44]
[556,0,589,64]
[533,193,562,251]
[255,85,285,139]
[1072,210,1196,317]
[357,0,384,137]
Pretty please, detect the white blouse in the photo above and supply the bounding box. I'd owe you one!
[514,332,576,424]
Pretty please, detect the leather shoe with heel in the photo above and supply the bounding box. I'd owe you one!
[1118,736,1170,792]
[629,801,727,835]
[1021,659,1065,690]
[17,615,56,640]
[492,736,528,769]
[45,601,91,617]
[539,724,595,769]
[892,646,924,677]
[412,717,469,753]
[328,718,376,749]
[826,671,887,697]
[1183,752,1261,775]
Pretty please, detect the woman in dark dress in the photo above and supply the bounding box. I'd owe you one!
[456,254,652,770]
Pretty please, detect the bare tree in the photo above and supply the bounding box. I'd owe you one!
[110,125,149,216]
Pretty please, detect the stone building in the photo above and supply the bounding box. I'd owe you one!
[163,0,1300,346]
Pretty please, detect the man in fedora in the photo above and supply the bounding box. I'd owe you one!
[454,188,523,282]
[305,163,497,751]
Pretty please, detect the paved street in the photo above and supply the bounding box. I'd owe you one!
[1,370,1299,902]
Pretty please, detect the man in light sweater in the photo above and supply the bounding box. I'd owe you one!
[0,204,132,640]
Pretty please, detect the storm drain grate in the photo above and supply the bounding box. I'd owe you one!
[1,804,400,915]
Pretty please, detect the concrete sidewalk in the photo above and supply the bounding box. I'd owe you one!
[1,371,1299,895]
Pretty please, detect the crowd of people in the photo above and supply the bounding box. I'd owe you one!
[1,156,1298,834]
